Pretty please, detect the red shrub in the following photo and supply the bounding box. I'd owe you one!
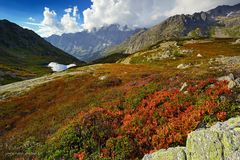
[216,112,227,121]
[73,79,233,158]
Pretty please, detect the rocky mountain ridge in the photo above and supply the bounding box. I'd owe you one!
[46,24,141,62]
[110,3,240,55]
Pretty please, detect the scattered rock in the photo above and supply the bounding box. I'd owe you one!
[232,39,240,45]
[217,73,234,81]
[212,56,240,66]
[177,64,191,69]
[180,82,188,92]
[218,73,240,89]
[228,80,237,89]
[143,117,240,160]
[181,50,193,54]
[220,95,227,101]
[235,78,240,86]
[98,75,108,80]
[184,91,189,94]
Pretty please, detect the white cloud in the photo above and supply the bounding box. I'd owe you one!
[25,22,42,26]
[28,17,35,22]
[73,6,79,18]
[42,7,57,26]
[28,6,82,37]
[36,7,61,37]
[61,7,81,33]
[27,1,239,36]
[82,0,240,31]
[167,0,240,16]
[64,8,72,13]
[83,0,169,30]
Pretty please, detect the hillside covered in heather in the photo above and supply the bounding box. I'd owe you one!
[0,2,240,160]
[1,37,240,159]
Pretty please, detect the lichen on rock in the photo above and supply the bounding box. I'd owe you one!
[142,147,186,160]
[143,117,240,160]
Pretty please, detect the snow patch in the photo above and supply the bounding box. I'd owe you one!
[48,62,76,72]
[227,12,234,17]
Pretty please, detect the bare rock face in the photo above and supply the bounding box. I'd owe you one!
[46,24,141,62]
[142,116,240,160]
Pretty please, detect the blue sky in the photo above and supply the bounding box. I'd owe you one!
[0,0,91,24]
[0,0,91,35]
[0,0,239,37]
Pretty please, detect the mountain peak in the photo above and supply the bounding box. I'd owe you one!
[109,2,240,54]
[46,24,141,62]
[207,3,240,17]
[91,24,135,33]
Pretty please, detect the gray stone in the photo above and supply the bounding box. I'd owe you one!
[177,64,191,69]
[186,130,223,160]
[233,39,240,45]
[187,117,240,160]
[142,147,186,160]
[142,117,240,160]
[220,95,227,101]
[226,151,240,160]
[98,75,108,80]
[235,78,240,86]
[218,73,234,82]
[228,80,237,89]
[218,74,237,89]
[180,82,188,92]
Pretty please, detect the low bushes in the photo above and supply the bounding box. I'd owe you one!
[38,79,238,159]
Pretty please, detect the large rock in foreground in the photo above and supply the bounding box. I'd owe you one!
[143,117,240,160]
[143,147,186,160]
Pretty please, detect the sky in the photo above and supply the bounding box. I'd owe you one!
[0,0,239,37]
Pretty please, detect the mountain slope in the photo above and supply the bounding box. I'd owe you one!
[0,20,85,85]
[110,3,240,54]
[46,24,141,62]
[0,38,239,160]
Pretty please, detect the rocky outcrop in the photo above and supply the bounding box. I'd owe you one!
[109,3,240,55]
[143,117,240,160]
[124,12,216,54]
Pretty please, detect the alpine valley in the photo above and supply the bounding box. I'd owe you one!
[0,2,240,160]
[46,24,142,62]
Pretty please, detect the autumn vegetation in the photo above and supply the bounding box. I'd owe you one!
[0,39,239,159]
[37,77,239,160]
